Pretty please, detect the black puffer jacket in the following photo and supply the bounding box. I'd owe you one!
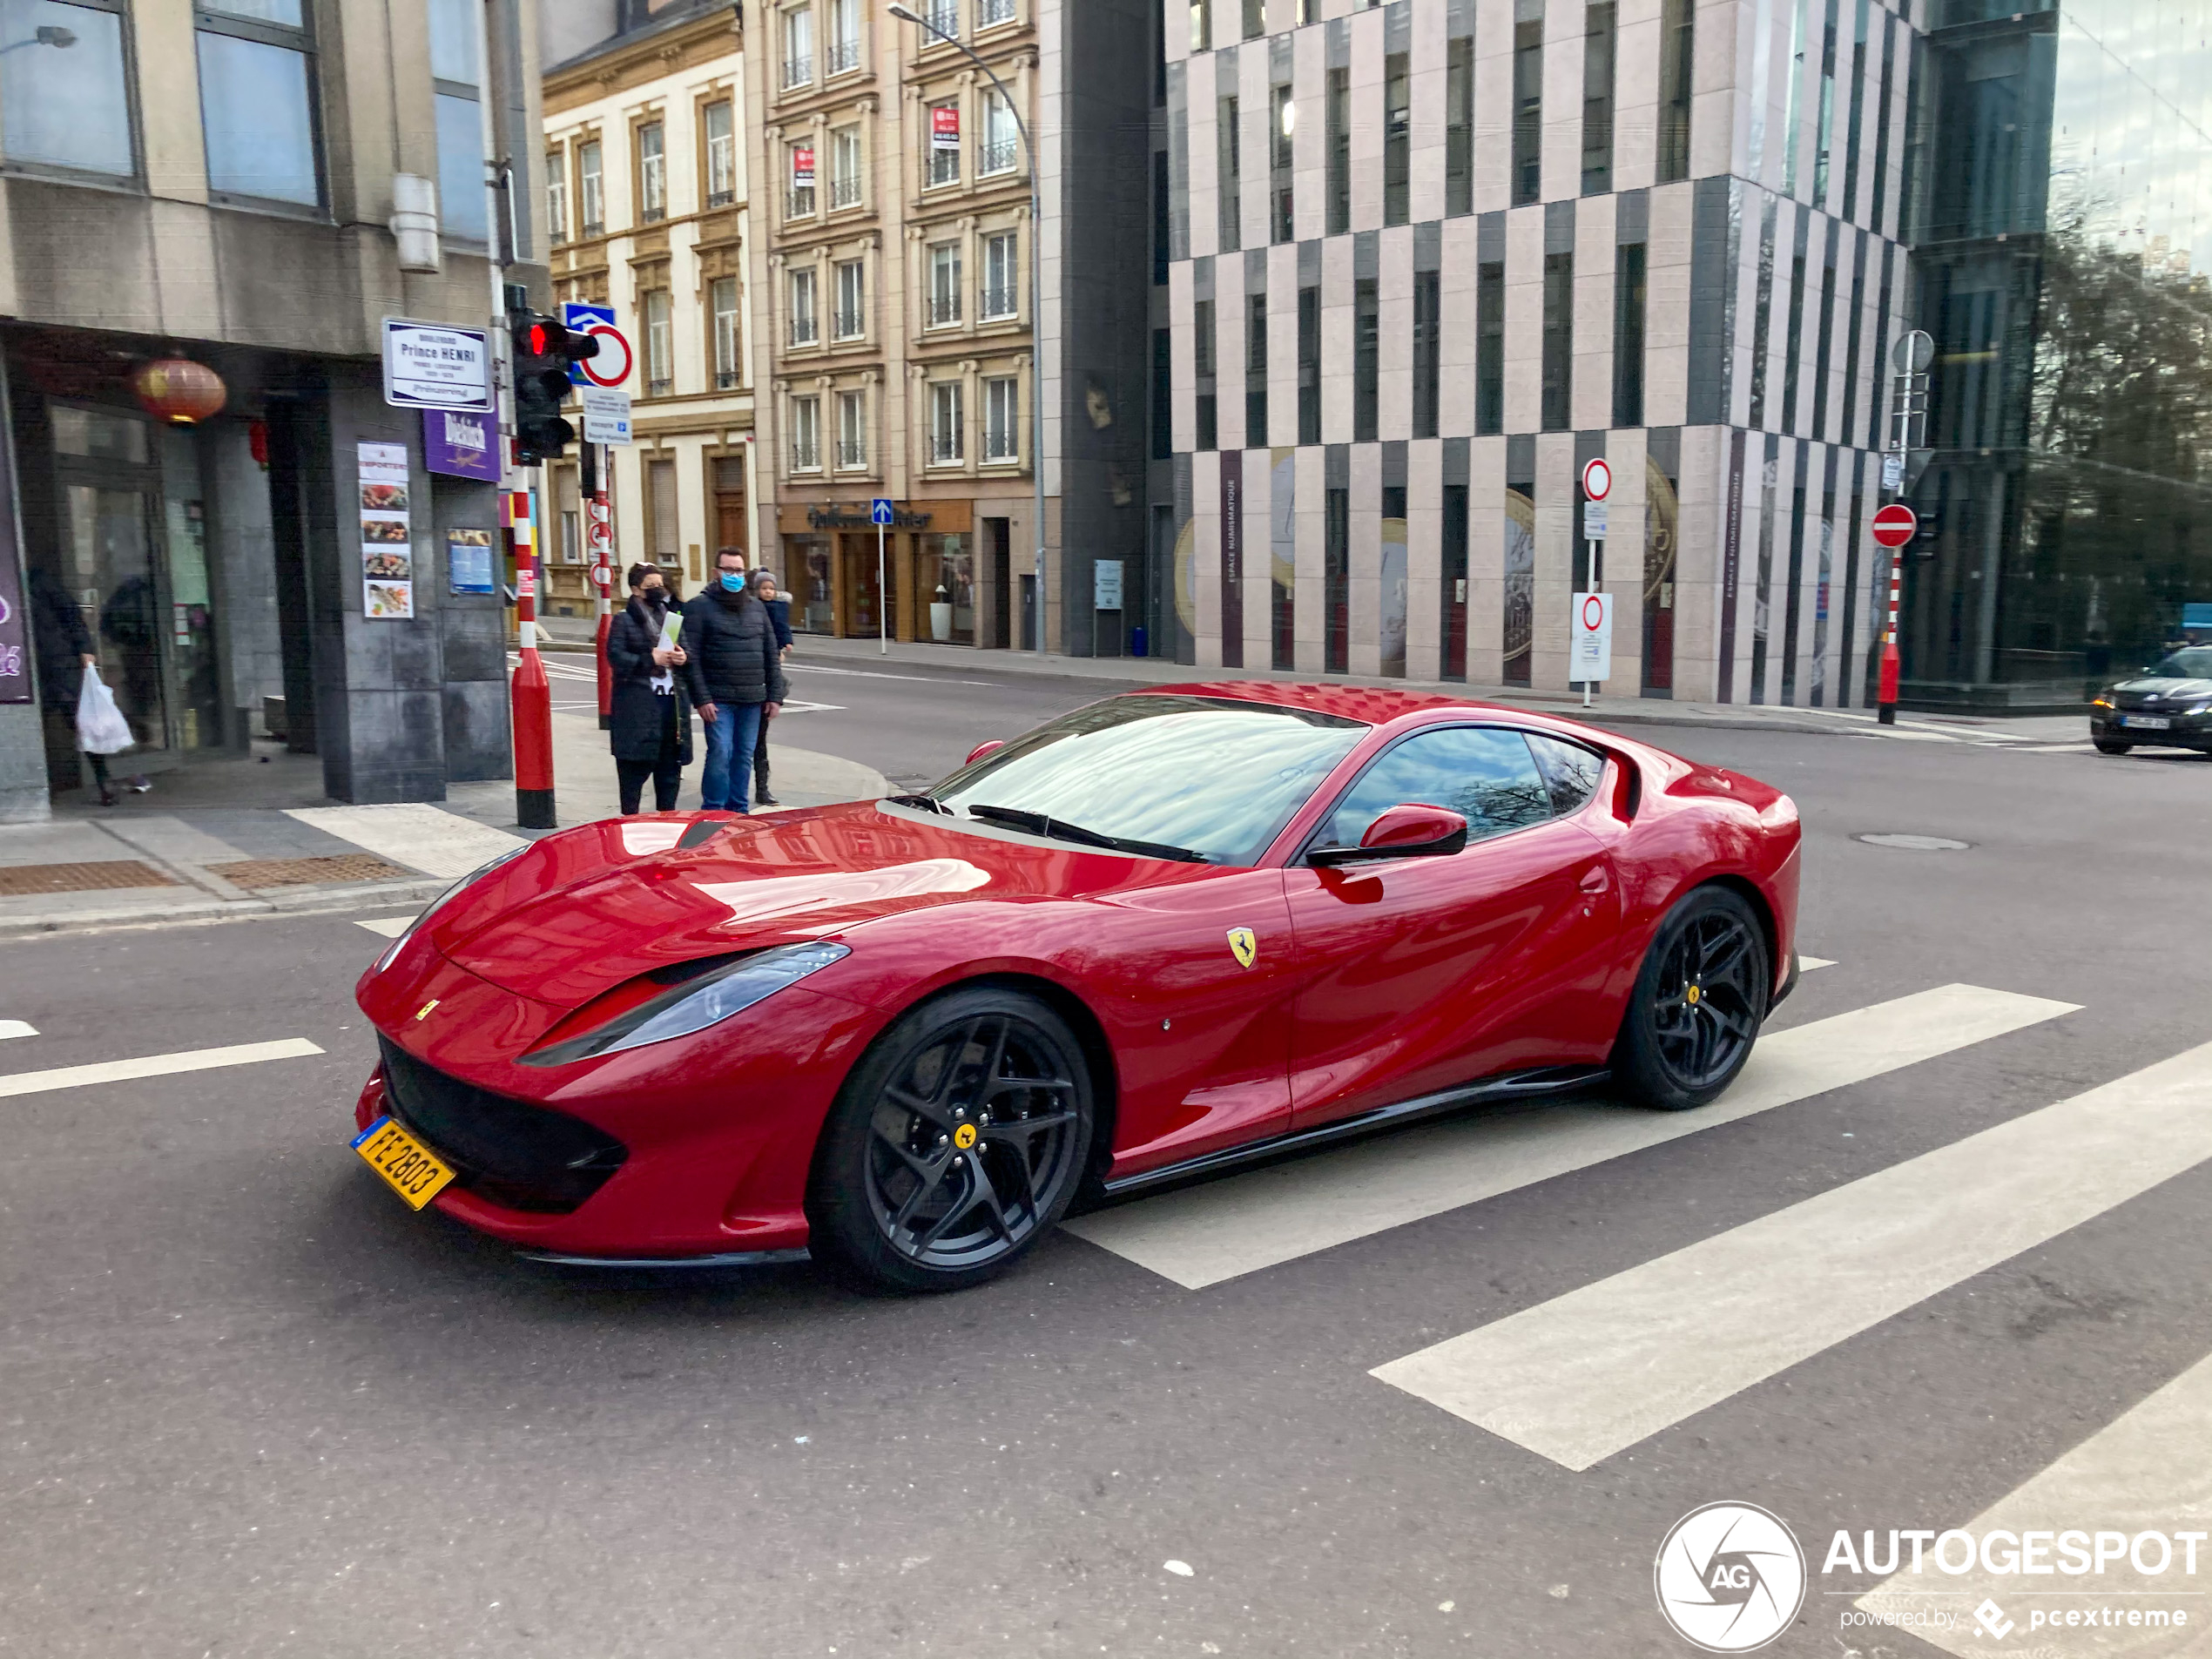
[680,583,788,708]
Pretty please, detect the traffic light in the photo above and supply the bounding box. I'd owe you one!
[509,312,602,464]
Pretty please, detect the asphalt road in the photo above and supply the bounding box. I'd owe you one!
[3,663,2209,1659]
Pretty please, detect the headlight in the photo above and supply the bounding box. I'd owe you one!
[2187,703,2210,718]
[520,941,851,1067]
[375,845,530,972]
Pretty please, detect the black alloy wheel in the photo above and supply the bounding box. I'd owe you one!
[2093,737,2133,755]
[1612,887,1770,1111]
[809,987,1093,1292]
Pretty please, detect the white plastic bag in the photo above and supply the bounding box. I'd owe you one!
[76,665,134,756]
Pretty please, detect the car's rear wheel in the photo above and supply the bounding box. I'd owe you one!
[2093,737,2133,755]
[808,987,1094,1293]
[1612,887,1770,1112]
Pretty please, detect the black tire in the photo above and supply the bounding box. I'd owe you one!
[2093,738,2133,755]
[807,986,1095,1293]
[1612,887,1771,1112]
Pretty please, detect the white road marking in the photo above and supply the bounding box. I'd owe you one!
[0,1038,326,1100]
[1855,1345,2212,1656]
[1371,1035,2212,1472]
[1797,955,1836,971]
[286,804,525,880]
[0,1020,37,1041]
[354,917,415,939]
[776,699,846,713]
[786,663,994,686]
[1068,984,2074,1290]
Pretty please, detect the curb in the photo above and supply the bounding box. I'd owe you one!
[0,878,448,942]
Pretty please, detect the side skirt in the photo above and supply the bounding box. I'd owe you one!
[1092,1065,1612,1204]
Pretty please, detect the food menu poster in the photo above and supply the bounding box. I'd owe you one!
[359,442,415,620]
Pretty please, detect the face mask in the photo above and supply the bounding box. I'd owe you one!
[720,571,745,592]
[641,588,663,603]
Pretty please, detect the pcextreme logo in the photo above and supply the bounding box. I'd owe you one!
[1654,1502,1809,1652]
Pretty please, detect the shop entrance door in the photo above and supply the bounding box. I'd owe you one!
[63,482,170,762]
[840,531,893,639]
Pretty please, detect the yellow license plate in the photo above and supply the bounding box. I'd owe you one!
[351,1115,458,1211]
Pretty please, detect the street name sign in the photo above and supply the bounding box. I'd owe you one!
[381,319,492,412]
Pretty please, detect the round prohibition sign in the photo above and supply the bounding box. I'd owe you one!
[1581,593,1607,631]
[1871,502,1919,549]
[1581,456,1613,502]
[578,322,634,388]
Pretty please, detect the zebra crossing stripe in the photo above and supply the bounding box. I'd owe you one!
[1068,984,2073,1290]
[1370,1037,2212,1472]
[1851,1345,2212,1655]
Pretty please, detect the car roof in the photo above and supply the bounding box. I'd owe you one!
[1130,680,1516,727]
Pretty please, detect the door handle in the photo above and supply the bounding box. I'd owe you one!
[1579,866,1610,894]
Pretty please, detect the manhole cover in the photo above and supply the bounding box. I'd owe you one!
[0,860,179,896]
[206,854,411,889]
[1858,833,1971,851]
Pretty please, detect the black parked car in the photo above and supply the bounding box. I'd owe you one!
[2091,646,2212,754]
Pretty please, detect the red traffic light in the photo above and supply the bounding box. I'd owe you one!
[528,323,549,356]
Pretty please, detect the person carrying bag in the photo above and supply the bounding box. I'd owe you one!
[605,563,694,814]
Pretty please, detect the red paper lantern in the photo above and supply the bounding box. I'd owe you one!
[132,358,227,425]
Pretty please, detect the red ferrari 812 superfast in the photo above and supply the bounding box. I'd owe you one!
[353,683,1799,1291]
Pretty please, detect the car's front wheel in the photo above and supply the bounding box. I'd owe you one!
[1612,887,1770,1111]
[808,986,1094,1292]
[2093,737,2133,755]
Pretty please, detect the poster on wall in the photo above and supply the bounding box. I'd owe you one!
[448,527,496,595]
[931,105,961,151]
[358,442,415,619]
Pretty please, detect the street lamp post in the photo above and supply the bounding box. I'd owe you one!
[887,3,1046,656]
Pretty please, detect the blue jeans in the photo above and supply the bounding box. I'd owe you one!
[698,701,764,813]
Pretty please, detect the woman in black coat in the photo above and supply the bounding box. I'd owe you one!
[605,563,694,814]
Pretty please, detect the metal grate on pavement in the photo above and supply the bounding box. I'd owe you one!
[204,854,412,889]
[0,861,179,896]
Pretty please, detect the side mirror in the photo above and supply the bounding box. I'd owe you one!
[964,738,1007,766]
[1309,803,1469,867]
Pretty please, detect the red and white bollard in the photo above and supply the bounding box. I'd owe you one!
[589,485,614,731]
[508,487,556,829]
[1876,550,1904,727]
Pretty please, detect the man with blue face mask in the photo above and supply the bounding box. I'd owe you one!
[679,547,786,813]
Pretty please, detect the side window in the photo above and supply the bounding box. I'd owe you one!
[1527,732,1607,816]
[1315,727,1554,851]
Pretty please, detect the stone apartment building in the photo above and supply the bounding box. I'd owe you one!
[0,0,548,821]
[539,0,758,610]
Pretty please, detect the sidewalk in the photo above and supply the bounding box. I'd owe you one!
[0,686,891,940]
[782,631,2091,746]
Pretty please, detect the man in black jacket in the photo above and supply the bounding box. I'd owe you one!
[680,547,786,813]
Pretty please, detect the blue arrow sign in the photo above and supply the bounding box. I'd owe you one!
[871,498,895,526]
[562,301,615,385]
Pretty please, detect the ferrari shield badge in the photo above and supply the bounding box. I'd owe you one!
[1226,927,1258,969]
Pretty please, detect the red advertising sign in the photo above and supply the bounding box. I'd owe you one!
[931,104,961,152]
[1871,502,1919,549]
[792,145,815,187]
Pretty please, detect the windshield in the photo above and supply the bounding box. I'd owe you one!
[927,695,1366,866]
[2144,647,2212,680]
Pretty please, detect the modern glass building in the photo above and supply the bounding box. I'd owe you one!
[1147,0,2210,710]
[1902,0,2212,707]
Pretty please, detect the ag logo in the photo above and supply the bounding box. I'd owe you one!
[1653,1502,1805,1652]
[1226,927,1258,969]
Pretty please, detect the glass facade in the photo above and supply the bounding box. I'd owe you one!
[1904,0,2212,706]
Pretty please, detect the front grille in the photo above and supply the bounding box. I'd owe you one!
[378,1038,627,1214]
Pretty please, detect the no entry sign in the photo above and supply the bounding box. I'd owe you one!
[1871,502,1919,549]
